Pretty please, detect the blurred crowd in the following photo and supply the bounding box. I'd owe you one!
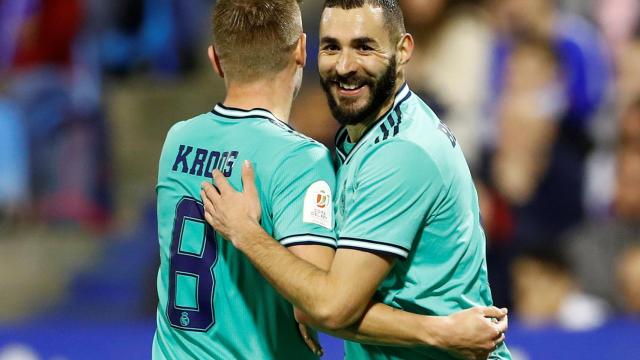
[0,0,210,230]
[0,0,639,330]
[411,0,640,329]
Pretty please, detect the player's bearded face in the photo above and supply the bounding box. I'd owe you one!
[321,55,397,126]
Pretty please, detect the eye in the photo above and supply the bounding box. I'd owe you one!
[322,44,340,52]
[357,44,374,51]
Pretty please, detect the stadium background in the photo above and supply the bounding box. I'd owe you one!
[0,0,639,359]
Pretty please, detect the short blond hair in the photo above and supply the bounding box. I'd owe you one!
[213,0,303,82]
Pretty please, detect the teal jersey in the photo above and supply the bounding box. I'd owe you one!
[153,104,337,360]
[335,85,511,360]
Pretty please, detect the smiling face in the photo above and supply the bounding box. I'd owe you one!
[318,5,401,126]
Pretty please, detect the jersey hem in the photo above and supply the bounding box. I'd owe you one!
[279,234,337,248]
[337,237,409,259]
[337,245,408,260]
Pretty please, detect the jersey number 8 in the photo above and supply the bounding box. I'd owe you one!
[167,197,218,331]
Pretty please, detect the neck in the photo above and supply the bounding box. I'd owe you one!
[346,75,405,143]
[223,73,295,122]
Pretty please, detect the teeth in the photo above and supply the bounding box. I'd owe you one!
[339,82,360,90]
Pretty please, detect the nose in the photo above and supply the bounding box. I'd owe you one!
[335,49,357,77]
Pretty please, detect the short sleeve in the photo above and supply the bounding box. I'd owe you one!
[270,142,337,248]
[156,121,186,192]
[337,140,444,259]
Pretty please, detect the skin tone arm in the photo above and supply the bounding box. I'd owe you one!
[287,246,488,350]
[289,244,334,356]
[201,162,507,359]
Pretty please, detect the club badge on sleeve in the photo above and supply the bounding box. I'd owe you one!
[303,180,333,230]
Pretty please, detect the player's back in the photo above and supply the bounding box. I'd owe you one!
[153,104,334,360]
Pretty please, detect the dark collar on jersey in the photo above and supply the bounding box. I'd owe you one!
[335,83,412,164]
[211,103,294,131]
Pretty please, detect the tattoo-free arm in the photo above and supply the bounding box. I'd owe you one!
[231,222,391,331]
[288,245,445,347]
[201,164,508,355]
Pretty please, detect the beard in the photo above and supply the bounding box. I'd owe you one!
[320,56,398,126]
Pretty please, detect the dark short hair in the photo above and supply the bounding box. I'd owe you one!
[518,246,572,274]
[323,0,406,42]
[213,0,303,82]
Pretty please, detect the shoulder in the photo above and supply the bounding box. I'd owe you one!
[277,137,333,173]
[359,138,444,186]
[268,132,335,196]
[234,113,330,158]
[373,96,455,154]
[365,138,430,163]
[163,113,212,141]
[363,94,437,146]
[276,128,330,159]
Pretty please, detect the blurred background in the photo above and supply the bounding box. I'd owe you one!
[0,0,639,359]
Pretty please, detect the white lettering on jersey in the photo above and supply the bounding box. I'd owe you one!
[303,180,333,230]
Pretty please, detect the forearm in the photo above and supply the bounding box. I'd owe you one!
[232,223,338,323]
[300,302,446,347]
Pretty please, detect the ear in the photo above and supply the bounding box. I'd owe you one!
[208,45,224,78]
[396,33,414,66]
[294,33,307,68]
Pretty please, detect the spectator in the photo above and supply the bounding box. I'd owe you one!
[479,0,612,307]
[564,115,640,312]
[100,0,211,77]
[595,0,639,57]
[616,30,640,111]
[400,0,492,170]
[483,0,612,247]
[2,0,112,229]
[511,246,609,330]
[616,245,640,315]
[0,98,29,220]
[491,37,564,207]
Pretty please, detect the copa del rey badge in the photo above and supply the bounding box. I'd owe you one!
[303,180,333,230]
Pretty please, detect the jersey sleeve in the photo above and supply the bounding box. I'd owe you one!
[156,120,186,192]
[337,140,445,259]
[270,142,337,248]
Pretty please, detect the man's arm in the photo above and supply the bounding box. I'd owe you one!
[202,166,398,326]
[287,244,334,356]
[228,219,505,353]
[201,162,506,354]
[288,245,440,347]
[297,298,506,352]
[228,220,394,331]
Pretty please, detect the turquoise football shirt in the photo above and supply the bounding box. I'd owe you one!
[335,84,511,360]
[153,104,336,360]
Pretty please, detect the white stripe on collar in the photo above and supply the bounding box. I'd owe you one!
[213,104,281,124]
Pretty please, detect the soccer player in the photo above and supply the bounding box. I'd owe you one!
[201,1,512,359]
[155,1,505,359]
[152,1,332,358]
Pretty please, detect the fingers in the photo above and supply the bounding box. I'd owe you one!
[212,169,234,194]
[201,182,222,204]
[298,322,310,339]
[481,306,508,319]
[241,160,258,197]
[298,323,323,357]
[481,333,504,358]
[201,189,215,211]
[494,314,509,334]
[201,189,217,226]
